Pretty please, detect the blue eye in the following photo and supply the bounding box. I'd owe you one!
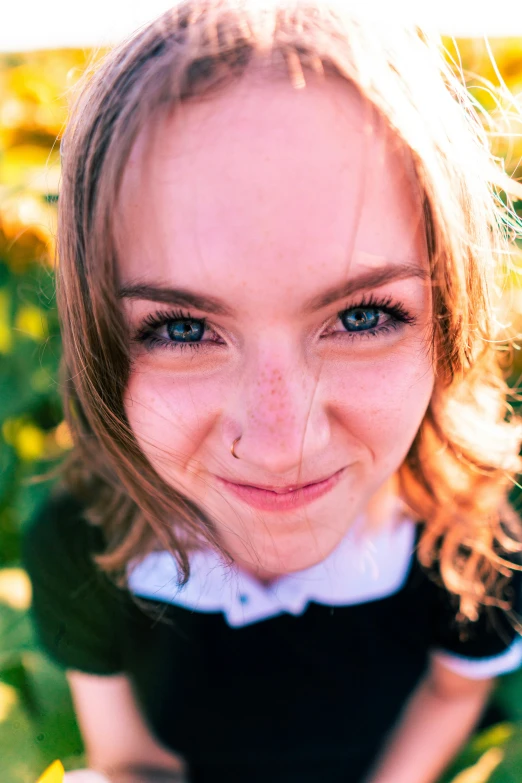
[340,307,381,332]
[166,319,205,342]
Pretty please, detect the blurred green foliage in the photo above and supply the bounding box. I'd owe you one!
[0,49,92,781]
[1,37,522,783]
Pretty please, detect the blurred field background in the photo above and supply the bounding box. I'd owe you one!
[2,37,522,783]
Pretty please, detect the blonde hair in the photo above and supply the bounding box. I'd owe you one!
[56,0,522,622]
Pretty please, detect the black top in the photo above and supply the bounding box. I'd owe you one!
[22,490,522,783]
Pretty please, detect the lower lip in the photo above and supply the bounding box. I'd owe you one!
[216,468,346,512]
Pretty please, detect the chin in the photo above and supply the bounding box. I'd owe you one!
[225,520,349,580]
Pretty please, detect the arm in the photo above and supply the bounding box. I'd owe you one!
[65,770,184,782]
[365,657,495,783]
[66,671,188,783]
[65,771,183,783]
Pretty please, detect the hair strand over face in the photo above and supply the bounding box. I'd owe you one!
[56,0,522,623]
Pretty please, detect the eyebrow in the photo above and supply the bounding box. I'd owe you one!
[117,283,233,316]
[118,261,429,316]
[302,261,429,312]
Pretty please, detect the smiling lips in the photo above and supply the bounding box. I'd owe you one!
[216,468,346,511]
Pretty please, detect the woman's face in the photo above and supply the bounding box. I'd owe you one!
[117,74,434,580]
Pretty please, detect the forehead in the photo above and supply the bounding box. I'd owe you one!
[116,73,427,305]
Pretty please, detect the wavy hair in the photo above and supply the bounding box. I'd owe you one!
[55,0,522,622]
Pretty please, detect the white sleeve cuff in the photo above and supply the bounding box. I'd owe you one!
[431,636,522,680]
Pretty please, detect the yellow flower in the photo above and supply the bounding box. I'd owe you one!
[2,417,46,461]
[37,760,65,783]
[15,304,48,341]
[15,422,45,461]
[0,568,32,610]
[0,290,12,354]
[450,747,504,783]
[0,682,17,723]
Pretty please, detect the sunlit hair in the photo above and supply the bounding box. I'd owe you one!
[56,0,522,622]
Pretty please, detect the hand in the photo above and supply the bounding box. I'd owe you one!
[64,773,111,783]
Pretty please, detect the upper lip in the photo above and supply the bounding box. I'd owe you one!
[217,469,343,494]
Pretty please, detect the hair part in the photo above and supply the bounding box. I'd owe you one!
[56,0,522,622]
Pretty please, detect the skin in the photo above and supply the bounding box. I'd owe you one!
[69,74,492,783]
[116,71,435,582]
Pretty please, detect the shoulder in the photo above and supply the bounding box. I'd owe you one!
[22,485,127,674]
[413,522,522,679]
[22,485,113,600]
[23,485,104,558]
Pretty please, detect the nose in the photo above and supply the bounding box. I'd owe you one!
[225,347,330,476]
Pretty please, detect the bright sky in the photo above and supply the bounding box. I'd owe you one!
[3,0,522,51]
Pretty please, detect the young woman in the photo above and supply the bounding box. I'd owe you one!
[23,2,522,782]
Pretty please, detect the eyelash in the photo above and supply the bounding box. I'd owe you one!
[133,296,416,354]
[134,309,213,353]
[325,293,416,341]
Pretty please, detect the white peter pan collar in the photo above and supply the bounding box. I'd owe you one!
[128,512,417,628]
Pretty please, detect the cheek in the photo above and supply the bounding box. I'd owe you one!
[329,345,434,466]
[124,369,225,470]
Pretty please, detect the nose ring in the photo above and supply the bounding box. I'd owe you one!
[231,436,241,459]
